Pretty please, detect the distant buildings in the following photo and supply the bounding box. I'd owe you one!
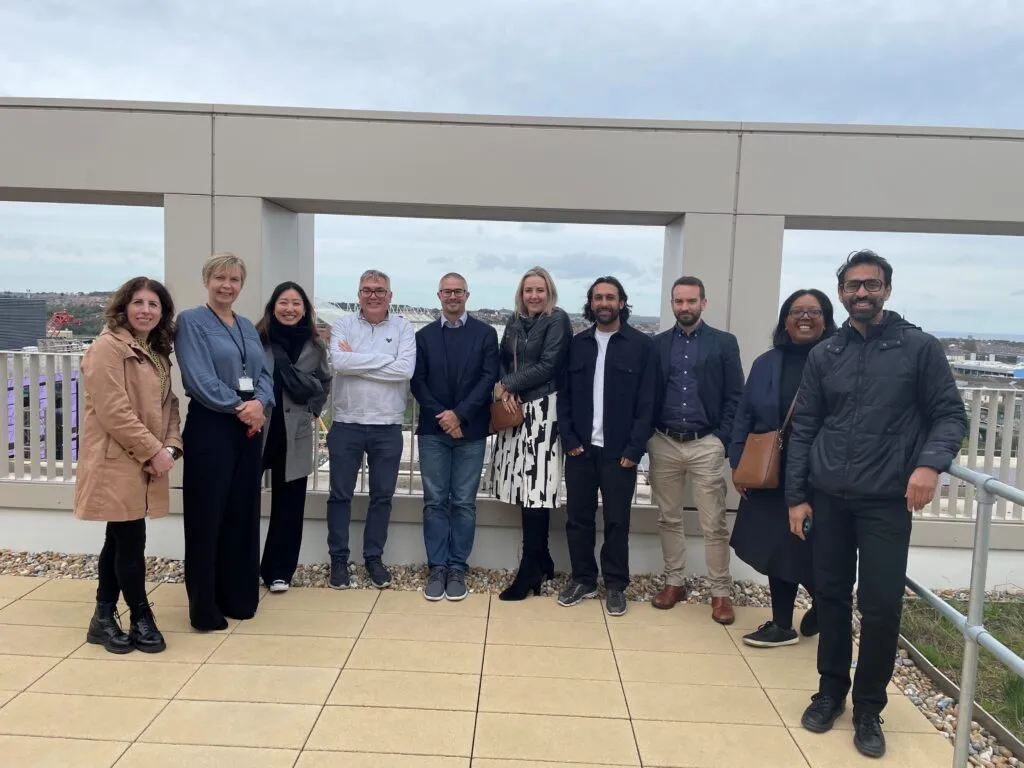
[0,296,47,351]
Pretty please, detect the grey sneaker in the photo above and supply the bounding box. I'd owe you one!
[365,558,392,589]
[329,560,350,590]
[445,569,468,601]
[605,589,628,617]
[557,581,598,607]
[424,566,447,601]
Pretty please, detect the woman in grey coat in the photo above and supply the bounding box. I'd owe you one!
[256,282,331,592]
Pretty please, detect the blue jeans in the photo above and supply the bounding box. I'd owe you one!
[326,423,403,564]
[418,433,487,571]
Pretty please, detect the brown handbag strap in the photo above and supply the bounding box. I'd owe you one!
[781,391,799,431]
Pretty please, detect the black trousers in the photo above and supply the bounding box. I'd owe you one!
[96,519,148,612]
[260,451,309,587]
[182,401,263,630]
[564,446,637,592]
[813,491,912,715]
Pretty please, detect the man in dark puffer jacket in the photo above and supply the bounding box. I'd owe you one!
[786,250,966,759]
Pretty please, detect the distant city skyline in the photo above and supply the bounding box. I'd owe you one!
[0,202,1021,338]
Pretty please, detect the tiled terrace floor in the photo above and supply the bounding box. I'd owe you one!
[0,575,953,767]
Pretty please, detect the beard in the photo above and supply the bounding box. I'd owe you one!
[595,307,620,325]
[675,308,702,326]
[843,295,883,322]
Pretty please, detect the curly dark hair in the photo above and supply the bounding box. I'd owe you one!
[104,277,176,357]
[772,288,838,347]
[583,276,631,324]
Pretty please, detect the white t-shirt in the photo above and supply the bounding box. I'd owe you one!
[591,329,616,447]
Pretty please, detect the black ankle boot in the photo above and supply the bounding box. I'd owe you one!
[129,602,166,654]
[86,601,134,654]
[499,558,545,601]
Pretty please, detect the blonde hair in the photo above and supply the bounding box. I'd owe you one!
[514,266,558,316]
[202,253,248,286]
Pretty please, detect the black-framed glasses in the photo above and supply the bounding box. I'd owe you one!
[439,288,467,297]
[788,308,823,319]
[359,287,389,298]
[841,279,885,294]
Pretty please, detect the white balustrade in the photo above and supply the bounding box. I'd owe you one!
[5,350,1020,521]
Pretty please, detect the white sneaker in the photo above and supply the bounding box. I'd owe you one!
[269,580,289,593]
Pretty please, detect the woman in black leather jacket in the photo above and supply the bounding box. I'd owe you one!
[491,266,573,600]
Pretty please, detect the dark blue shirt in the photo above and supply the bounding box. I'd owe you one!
[659,322,708,432]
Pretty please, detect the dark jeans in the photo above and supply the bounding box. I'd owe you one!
[326,422,403,564]
[260,451,309,587]
[565,445,637,592]
[182,401,263,630]
[418,433,487,571]
[96,519,148,612]
[813,491,912,715]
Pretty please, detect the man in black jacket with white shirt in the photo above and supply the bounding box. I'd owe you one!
[556,277,656,617]
[787,250,967,758]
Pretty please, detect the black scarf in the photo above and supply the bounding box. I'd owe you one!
[268,318,322,405]
[269,317,309,364]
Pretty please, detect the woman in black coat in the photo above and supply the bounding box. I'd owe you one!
[729,289,837,647]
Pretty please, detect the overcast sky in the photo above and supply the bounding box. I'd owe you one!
[2,1,1023,335]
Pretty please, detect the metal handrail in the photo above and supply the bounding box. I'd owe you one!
[904,462,1024,767]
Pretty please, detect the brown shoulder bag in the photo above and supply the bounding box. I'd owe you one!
[489,330,525,434]
[732,395,798,489]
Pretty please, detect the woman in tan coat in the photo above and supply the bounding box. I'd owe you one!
[75,277,182,654]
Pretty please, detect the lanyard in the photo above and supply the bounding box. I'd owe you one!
[206,305,248,374]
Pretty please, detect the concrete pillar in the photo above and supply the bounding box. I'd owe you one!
[210,196,315,321]
[660,212,785,372]
[163,194,212,312]
[660,213,734,332]
[729,215,785,372]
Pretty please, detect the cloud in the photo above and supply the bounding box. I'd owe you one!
[519,223,565,233]
[1,1,1023,332]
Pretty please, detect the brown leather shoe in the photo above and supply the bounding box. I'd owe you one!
[652,585,685,610]
[711,596,735,625]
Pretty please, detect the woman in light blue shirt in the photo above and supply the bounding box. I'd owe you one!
[175,252,274,631]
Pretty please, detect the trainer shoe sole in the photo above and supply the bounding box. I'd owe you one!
[743,635,800,648]
[557,588,599,607]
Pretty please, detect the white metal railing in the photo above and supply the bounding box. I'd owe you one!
[905,462,1024,767]
[4,350,1021,518]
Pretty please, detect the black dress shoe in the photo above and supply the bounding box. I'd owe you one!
[129,603,167,654]
[853,712,886,758]
[86,601,134,655]
[800,693,845,733]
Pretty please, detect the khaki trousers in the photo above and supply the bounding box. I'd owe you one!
[647,431,732,596]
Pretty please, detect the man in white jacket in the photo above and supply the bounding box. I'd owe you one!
[327,269,415,589]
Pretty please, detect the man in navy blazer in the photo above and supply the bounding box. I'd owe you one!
[647,276,745,624]
[411,273,500,602]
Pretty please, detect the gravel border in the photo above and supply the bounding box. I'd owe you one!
[0,548,1016,765]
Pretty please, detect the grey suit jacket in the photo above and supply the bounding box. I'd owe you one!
[261,340,332,482]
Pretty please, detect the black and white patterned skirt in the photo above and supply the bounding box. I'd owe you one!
[489,393,563,509]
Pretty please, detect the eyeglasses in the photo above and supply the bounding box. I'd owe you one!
[788,308,822,319]
[841,279,885,294]
[439,289,466,297]
[359,287,389,298]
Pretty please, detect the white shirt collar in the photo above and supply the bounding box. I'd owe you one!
[441,312,468,328]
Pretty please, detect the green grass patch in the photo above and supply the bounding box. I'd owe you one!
[902,597,1024,741]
